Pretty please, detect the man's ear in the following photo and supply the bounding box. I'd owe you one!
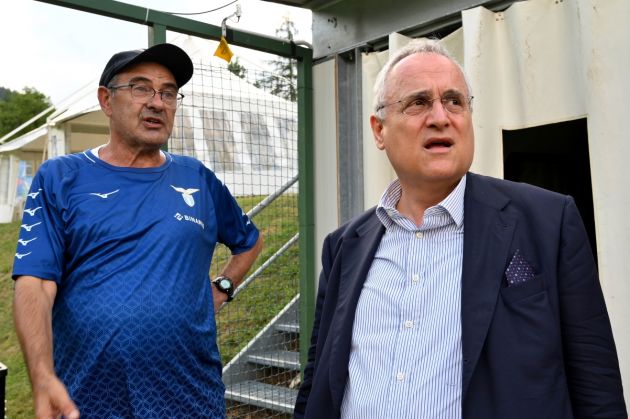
[97,86,113,117]
[370,114,386,150]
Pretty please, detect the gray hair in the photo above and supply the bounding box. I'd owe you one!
[106,74,120,88]
[373,38,472,119]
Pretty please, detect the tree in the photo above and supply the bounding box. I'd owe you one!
[0,87,12,102]
[254,16,298,102]
[0,87,52,140]
[227,57,247,79]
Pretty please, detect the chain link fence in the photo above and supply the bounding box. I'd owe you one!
[169,59,300,418]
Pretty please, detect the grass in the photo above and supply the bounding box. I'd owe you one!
[0,221,34,418]
[0,194,299,418]
[216,194,299,363]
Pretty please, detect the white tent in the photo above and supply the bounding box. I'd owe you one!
[0,35,297,222]
[0,82,107,222]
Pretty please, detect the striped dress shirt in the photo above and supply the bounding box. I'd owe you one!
[340,175,466,419]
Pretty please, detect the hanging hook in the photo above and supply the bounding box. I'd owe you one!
[221,4,242,38]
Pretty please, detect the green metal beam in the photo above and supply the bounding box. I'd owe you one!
[148,24,166,46]
[297,49,315,375]
[35,0,310,59]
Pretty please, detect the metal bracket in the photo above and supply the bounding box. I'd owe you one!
[221,4,241,38]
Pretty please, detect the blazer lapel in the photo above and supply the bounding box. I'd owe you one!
[328,212,385,408]
[461,174,517,399]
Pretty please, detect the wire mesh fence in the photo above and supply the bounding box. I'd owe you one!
[169,60,300,418]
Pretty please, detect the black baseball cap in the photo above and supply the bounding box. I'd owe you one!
[99,43,194,88]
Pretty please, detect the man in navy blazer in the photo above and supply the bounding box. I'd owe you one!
[294,39,626,418]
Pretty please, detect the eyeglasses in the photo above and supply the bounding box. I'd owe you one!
[108,83,184,108]
[377,93,473,117]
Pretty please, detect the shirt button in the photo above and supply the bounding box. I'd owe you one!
[396,372,405,381]
[404,320,413,328]
[412,274,419,283]
[415,231,423,238]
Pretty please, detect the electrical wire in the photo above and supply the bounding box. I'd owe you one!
[164,0,239,16]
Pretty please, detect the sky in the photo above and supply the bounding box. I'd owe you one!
[0,0,312,104]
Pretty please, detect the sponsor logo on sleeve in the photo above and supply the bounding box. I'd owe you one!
[23,206,42,216]
[21,222,42,232]
[27,189,42,199]
[18,237,37,246]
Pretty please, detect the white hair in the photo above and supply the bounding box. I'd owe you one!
[373,38,472,119]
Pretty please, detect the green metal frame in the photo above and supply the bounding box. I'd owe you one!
[296,52,314,372]
[36,0,315,375]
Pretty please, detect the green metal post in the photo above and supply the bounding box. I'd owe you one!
[297,49,315,375]
[148,23,166,46]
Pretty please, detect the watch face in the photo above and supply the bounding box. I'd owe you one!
[219,278,232,290]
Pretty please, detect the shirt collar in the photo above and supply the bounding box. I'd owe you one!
[376,175,467,229]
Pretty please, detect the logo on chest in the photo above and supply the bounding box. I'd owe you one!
[171,185,200,207]
[174,212,205,229]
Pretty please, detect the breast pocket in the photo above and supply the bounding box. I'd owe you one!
[500,273,545,304]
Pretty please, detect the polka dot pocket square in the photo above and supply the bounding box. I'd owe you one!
[505,249,536,287]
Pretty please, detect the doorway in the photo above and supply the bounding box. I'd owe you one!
[502,118,597,262]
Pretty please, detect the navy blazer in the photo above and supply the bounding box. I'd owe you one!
[294,173,626,418]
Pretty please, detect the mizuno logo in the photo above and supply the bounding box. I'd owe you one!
[27,189,42,199]
[21,222,41,232]
[90,189,120,199]
[18,237,37,246]
[23,206,42,216]
[171,186,200,207]
[15,252,32,259]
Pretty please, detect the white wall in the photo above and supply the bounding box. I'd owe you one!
[361,41,396,209]
[312,59,340,280]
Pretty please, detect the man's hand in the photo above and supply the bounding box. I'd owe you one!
[32,374,80,419]
[13,276,79,418]
[212,285,230,313]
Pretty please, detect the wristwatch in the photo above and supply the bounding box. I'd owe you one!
[213,276,234,302]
